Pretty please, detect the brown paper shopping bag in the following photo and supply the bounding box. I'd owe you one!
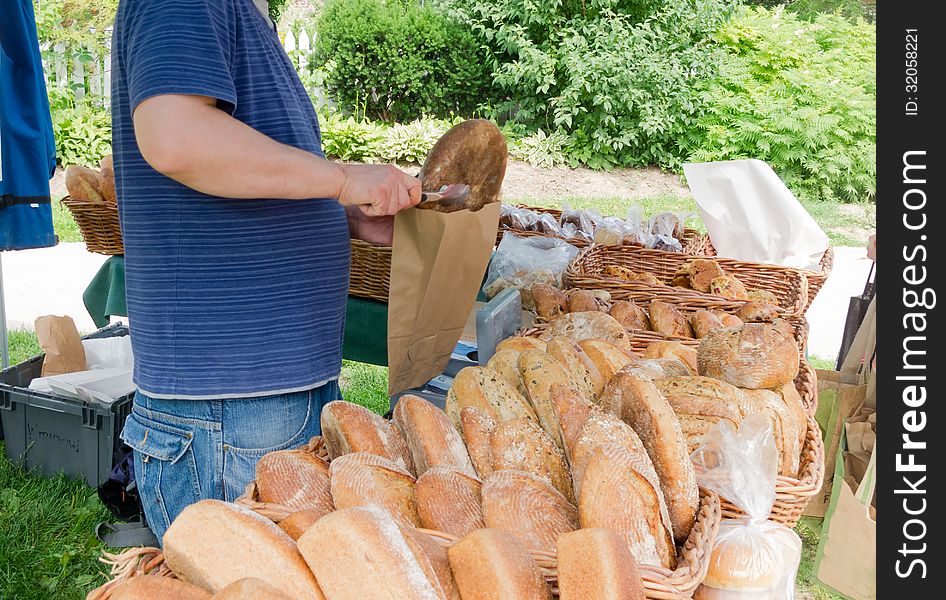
[35,315,87,376]
[387,203,500,395]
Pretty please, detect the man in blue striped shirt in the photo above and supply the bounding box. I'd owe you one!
[111,0,420,542]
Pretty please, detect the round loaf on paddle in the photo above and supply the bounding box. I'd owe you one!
[697,323,799,389]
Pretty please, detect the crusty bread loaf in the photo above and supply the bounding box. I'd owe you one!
[211,578,294,600]
[649,300,693,338]
[110,575,211,600]
[496,337,547,354]
[481,469,578,553]
[398,525,462,600]
[539,312,632,352]
[618,356,692,381]
[550,383,595,458]
[459,406,496,479]
[579,446,676,569]
[329,452,420,526]
[578,339,634,383]
[735,302,781,323]
[556,529,646,600]
[255,449,333,513]
[609,301,651,331]
[546,337,604,401]
[690,310,725,339]
[600,372,698,544]
[98,155,117,204]
[710,275,749,300]
[697,323,799,389]
[740,388,802,477]
[518,349,581,448]
[394,395,476,478]
[415,465,485,538]
[486,349,529,398]
[446,366,539,431]
[298,506,444,600]
[687,259,725,293]
[491,417,574,504]
[447,529,551,600]
[65,165,104,202]
[653,376,744,453]
[321,400,414,475]
[532,284,568,320]
[771,317,795,340]
[278,509,327,541]
[774,380,808,448]
[643,341,697,374]
[163,500,323,598]
[567,290,603,313]
[715,312,744,328]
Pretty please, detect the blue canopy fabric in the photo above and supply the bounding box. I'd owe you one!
[0,0,57,251]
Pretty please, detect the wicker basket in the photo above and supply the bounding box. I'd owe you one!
[349,238,392,302]
[498,205,708,255]
[700,240,835,311]
[565,244,810,317]
[61,196,124,255]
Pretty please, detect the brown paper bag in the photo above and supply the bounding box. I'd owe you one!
[387,203,500,395]
[35,315,87,376]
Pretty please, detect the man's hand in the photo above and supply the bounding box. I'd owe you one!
[338,164,422,217]
[346,206,394,246]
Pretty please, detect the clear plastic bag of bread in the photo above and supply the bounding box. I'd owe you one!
[691,415,802,600]
[499,204,539,231]
[648,212,686,252]
[560,202,595,241]
[483,233,580,309]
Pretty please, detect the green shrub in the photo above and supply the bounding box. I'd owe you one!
[376,119,455,164]
[314,0,493,122]
[48,89,112,167]
[682,7,876,202]
[318,112,384,162]
[509,130,571,169]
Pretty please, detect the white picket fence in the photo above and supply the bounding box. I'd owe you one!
[41,28,323,105]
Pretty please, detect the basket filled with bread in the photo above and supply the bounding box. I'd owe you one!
[62,156,124,256]
[565,246,810,317]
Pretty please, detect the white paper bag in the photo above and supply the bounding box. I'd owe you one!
[683,159,829,270]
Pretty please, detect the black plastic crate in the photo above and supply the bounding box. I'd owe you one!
[0,323,134,487]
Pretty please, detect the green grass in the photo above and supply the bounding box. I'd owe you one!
[808,355,838,371]
[7,329,42,365]
[510,195,876,248]
[340,360,390,415]
[52,198,83,244]
[796,517,847,599]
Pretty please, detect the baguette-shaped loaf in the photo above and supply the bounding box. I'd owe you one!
[459,406,496,479]
[600,373,698,544]
[496,337,547,354]
[447,529,551,600]
[486,349,529,398]
[110,575,211,600]
[643,341,698,374]
[329,452,421,526]
[481,469,578,553]
[278,509,326,541]
[546,337,605,401]
[539,312,632,351]
[394,395,476,478]
[654,376,745,453]
[518,349,581,448]
[550,383,595,457]
[211,578,294,600]
[321,400,414,475]
[490,417,574,504]
[446,367,538,431]
[255,449,333,512]
[579,446,676,569]
[697,324,799,389]
[415,464,485,538]
[556,529,646,600]
[578,339,634,383]
[163,500,323,598]
[297,506,444,600]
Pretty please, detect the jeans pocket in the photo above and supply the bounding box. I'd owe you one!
[121,412,202,542]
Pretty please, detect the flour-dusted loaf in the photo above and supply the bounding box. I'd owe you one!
[329,452,420,526]
[398,524,462,600]
[578,339,635,383]
[600,372,698,544]
[446,367,539,431]
[481,469,578,553]
[394,395,476,478]
[546,337,604,401]
[321,400,414,475]
[740,388,803,477]
[690,310,725,339]
[298,506,444,600]
[518,349,582,448]
[653,376,745,453]
[643,341,698,374]
[277,509,326,541]
[619,356,692,382]
[698,323,799,389]
[110,575,211,600]
[458,407,497,481]
[486,349,529,398]
[556,529,646,600]
[609,301,651,331]
[415,465,485,538]
[491,417,574,504]
[579,446,676,569]
[162,500,323,598]
[255,449,333,513]
[447,528,551,600]
[211,578,294,600]
[649,300,693,338]
[496,337,547,354]
[539,312,632,352]
[550,383,595,458]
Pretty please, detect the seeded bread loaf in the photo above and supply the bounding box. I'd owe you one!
[546,337,604,401]
[518,349,582,448]
[697,323,799,389]
[491,417,574,504]
[495,337,547,354]
[486,349,529,398]
[446,366,539,431]
[578,339,635,383]
[532,283,568,320]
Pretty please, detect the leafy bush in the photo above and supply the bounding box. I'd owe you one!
[314,0,493,122]
[682,7,876,202]
[376,119,454,164]
[318,112,384,162]
[509,130,571,169]
[48,89,112,167]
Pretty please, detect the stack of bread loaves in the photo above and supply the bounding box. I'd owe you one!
[65,156,116,204]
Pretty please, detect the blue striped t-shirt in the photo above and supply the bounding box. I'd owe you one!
[110,0,349,399]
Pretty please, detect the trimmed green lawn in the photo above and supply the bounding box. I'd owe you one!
[52,198,83,244]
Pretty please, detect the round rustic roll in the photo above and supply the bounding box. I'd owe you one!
[697,323,799,389]
[610,300,651,331]
[649,300,693,338]
[418,119,508,212]
[568,289,603,313]
[532,283,568,320]
[735,301,781,323]
[643,341,697,374]
[690,309,724,339]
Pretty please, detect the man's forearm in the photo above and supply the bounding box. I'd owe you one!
[133,94,346,200]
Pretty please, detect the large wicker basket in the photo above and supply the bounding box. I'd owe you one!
[565,244,810,316]
[349,238,392,302]
[61,196,124,255]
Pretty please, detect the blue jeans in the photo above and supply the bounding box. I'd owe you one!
[120,381,340,544]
